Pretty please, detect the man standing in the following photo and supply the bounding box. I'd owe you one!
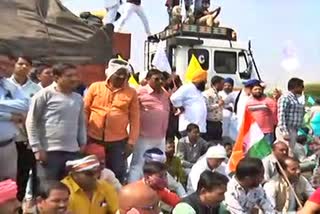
[9,56,41,201]
[84,58,140,183]
[128,69,170,182]
[277,78,305,151]
[203,75,224,141]
[26,63,86,181]
[245,81,277,144]
[0,44,29,180]
[116,0,152,36]
[170,69,208,137]
[264,157,314,213]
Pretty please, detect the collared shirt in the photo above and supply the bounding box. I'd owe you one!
[137,84,170,138]
[62,175,118,214]
[262,153,278,181]
[0,78,29,142]
[170,84,207,133]
[278,92,305,135]
[264,175,314,212]
[9,76,41,142]
[187,157,228,193]
[224,176,275,214]
[246,96,277,134]
[84,81,140,145]
[176,136,208,169]
[203,87,223,122]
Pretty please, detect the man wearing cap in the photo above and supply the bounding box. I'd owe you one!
[0,179,20,214]
[128,69,170,183]
[170,69,208,137]
[26,63,86,181]
[62,155,119,214]
[234,79,260,129]
[0,43,29,180]
[187,145,228,193]
[245,80,277,144]
[203,75,224,142]
[84,58,140,183]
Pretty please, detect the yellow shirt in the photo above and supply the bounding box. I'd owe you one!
[62,175,119,214]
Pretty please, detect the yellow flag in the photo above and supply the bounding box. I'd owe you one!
[185,54,203,82]
[117,55,139,87]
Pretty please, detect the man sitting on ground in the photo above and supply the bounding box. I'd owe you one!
[173,171,228,214]
[224,157,275,214]
[177,123,208,175]
[187,145,228,193]
[264,156,314,213]
[262,141,289,180]
[62,155,118,214]
[118,181,160,214]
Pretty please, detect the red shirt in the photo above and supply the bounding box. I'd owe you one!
[245,96,277,133]
[309,188,320,204]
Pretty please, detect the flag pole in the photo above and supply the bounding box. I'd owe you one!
[275,159,303,209]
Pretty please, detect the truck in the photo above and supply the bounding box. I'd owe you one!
[145,24,261,87]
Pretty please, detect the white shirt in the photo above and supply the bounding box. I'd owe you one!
[262,153,278,181]
[236,90,250,129]
[224,176,275,214]
[170,84,207,133]
[187,156,228,193]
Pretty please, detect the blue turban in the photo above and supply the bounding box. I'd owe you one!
[224,77,234,86]
[243,79,261,88]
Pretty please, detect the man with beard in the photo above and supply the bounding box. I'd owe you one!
[170,69,208,137]
[245,81,277,144]
[264,157,314,213]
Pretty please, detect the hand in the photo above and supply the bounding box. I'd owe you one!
[79,145,86,154]
[10,113,24,123]
[125,143,134,158]
[218,99,224,107]
[34,150,47,164]
[174,107,185,116]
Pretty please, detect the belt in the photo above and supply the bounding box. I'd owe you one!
[0,138,14,147]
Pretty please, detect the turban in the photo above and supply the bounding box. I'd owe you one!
[191,69,207,83]
[0,179,17,204]
[243,79,261,88]
[224,77,234,86]
[105,58,131,81]
[66,155,100,172]
[143,148,166,163]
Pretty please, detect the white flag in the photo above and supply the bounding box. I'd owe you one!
[152,41,172,74]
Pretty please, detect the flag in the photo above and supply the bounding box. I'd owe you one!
[228,110,272,172]
[117,55,139,87]
[308,96,315,105]
[185,54,202,82]
[152,41,172,74]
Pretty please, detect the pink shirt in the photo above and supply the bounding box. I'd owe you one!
[137,85,170,138]
[245,96,277,133]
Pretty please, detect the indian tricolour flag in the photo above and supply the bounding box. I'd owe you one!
[228,109,272,172]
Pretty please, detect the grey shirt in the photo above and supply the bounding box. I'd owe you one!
[177,136,208,168]
[26,84,86,152]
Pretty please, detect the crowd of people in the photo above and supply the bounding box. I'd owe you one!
[1,37,320,214]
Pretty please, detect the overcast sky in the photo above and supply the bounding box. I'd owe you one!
[63,0,320,87]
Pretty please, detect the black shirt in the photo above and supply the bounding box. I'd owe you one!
[182,193,220,214]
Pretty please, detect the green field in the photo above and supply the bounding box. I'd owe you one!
[305,83,320,97]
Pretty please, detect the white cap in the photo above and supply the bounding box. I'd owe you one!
[206,145,227,159]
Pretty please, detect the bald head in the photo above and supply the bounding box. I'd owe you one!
[119,182,160,214]
[272,141,289,161]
